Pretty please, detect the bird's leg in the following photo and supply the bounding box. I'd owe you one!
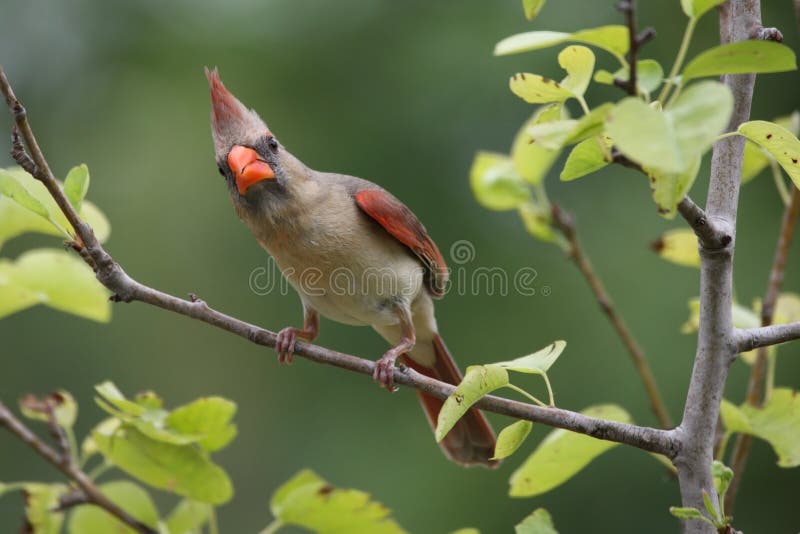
[276,305,319,364]
[374,305,415,392]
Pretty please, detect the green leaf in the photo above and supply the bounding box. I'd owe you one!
[509,73,573,104]
[669,507,713,525]
[645,156,701,219]
[681,0,727,19]
[63,164,90,211]
[435,365,509,442]
[166,397,238,452]
[525,105,611,150]
[522,0,546,20]
[558,45,595,98]
[509,404,632,497]
[493,420,533,460]
[495,26,628,62]
[701,489,720,522]
[470,152,530,211]
[518,203,560,244]
[165,500,212,534]
[719,388,800,467]
[22,483,67,534]
[682,41,797,81]
[269,469,405,534]
[711,460,734,498]
[560,137,611,181]
[93,425,233,504]
[0,173,50,218]
[741,140,771,183]
[67,481,159,534]
[0,248,111,322]
[18,391,78,429]
[595,60,664,95]
[607,81,732,174]
[95,381,147,417]
[738,120,800,190]
[515,508,558,534]
[450,530,480,534]
[0,167,110,250]
[652,228,700,268]
[495,341,566,375]
[512,104,565,185]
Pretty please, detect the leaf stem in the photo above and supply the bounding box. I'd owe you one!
[541,372,555,407]
[658,17,697,104]
[504,383,548,407]
[769,158,791,206]
[259,519,283,534]
[209,506,220,534]
[714,131,740,143]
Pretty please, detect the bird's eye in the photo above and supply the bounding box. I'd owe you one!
[267,136,278,150]
[217,165,226,177]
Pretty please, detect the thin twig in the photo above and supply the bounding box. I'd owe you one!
[725,187,800,513]
[677,196,733,250]
[614,0,655,96]
[551,204,673,429]
[0,401,156,534]
[0,65,679,458]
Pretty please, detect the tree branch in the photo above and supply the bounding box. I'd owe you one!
[0,401,156,534]
[551,203,673,429]
[735,321,800,352]
[676,196,733,250]
[0,65,679,459]
[615,0,656,96]
[725,187,800,513]
[675,2,760,531]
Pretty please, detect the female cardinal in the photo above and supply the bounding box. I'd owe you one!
[206,67,497,467]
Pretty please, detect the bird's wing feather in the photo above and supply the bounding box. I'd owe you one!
[354,189,448,298]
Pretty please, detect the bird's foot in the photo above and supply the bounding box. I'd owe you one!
[373,351,400,392]
[275,327,298,364]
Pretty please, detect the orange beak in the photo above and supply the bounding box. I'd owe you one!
[227,145,275,195]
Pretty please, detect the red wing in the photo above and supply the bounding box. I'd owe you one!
[354,189,448,298]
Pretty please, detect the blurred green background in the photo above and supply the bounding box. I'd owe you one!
[1,0,798,532]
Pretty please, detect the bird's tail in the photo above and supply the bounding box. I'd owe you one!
[401,334,499,468]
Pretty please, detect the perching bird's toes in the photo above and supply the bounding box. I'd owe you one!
[373,353,399,392]
[275,327,297,364]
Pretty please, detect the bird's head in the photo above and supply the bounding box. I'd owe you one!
[206,67,303,203]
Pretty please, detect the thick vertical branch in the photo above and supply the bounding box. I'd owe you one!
[724,187,800,512]
[675,1,760,532]
[552,204,673,429]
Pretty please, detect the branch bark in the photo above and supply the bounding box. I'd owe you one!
[0,65,679,458]
[674,2,760,532]
[0,401,156,534]
[725,187,800,513]
[551,204,673,429]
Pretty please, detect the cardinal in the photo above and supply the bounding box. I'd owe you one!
[206,67,497,467]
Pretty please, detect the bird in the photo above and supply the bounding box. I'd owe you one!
[205,67,497,467]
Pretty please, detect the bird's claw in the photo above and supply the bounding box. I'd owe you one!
[373,353,399,392]
[275,327,297,364]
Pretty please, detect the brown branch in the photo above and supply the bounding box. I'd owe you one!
[0,401,156,534]
[551,204,673,429]
[0,65,679,459]
[725,187,800,513]
[615,0,655,96]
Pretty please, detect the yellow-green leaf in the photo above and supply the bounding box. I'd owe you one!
[509,404,632,497]
[495,26,628,62]
[67,481,159,534]
[738,120,800,190]
[558,45,595,98]
[19,390,78,429]
[435,365,509,442]
[561,137,611,181]
[652,228,700,268]
[0,173,50,218]
[269,469,405,534]
[681,0,727,19]
[470,152,530,211]
[720,389,800,467]
[512,104,565,185]
[518,203,559,244]
[0,248,111,322]
[524,104,610,151]
[0,167,110,250]
[494,341,566,374]
[594,60,664,95]
[93,425,233,504]
[522,0,546,20]
[509,73,573,104]
[683,41,797,81]
[646,156,701,219]
[493,420,533,460]
[167,396,238,452]
[515,508,558,534]
[165,500,212,534]
[608,81,732,174]
[22,483,67,534]
[63,164,90,211]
